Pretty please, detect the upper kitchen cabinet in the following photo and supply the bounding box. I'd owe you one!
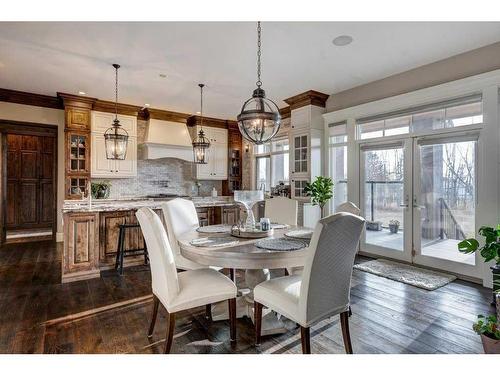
[195,126,228,180]
[90,111,138,178]
[284,91,329,200]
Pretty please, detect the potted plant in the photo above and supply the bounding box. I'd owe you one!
[91,181,111,199]
[389,220,400,234]
[458,225,500,305]
[303,176,333,218]
[473,314,500,354]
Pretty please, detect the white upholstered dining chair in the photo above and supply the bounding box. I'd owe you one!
[136,207,237,353]
[336,201,361,216]
[161,198,208,271]
[264,196,298,226]
[253,212,365,354]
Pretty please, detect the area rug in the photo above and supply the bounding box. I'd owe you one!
[353,259,456,290]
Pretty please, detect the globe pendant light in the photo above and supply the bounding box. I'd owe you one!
[237,22,281,145]
[192,83,211,164]
[104,64,129,160]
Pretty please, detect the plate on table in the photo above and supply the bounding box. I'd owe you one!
[284,229,313,240]
[190,237,239,247]
[196,224,233,234]
[255,238,307,251]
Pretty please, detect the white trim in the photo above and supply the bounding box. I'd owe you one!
[323,69,500,123]
[323,69,500,287]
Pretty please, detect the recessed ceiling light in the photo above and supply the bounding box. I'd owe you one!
[159,74,167,78]
[144,103,150,107]
[332,35,353,47]
[78,91,86,95]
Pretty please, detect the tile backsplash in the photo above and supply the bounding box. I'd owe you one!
[93,158,222,198]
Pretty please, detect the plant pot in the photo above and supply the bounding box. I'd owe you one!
[92,186,110,199]
[366,221,382,231]
[389,224,399,234]
[480,334,500,354]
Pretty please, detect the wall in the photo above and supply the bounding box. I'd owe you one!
[93,118,221,198]
[0,102,65,238]
[326,41,500,112]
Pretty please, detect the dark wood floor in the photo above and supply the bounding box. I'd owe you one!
[0,240,495,354]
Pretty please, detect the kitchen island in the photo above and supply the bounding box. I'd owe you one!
[61,196,240,283]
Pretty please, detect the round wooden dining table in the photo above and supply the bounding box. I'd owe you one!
[177,225,311,336]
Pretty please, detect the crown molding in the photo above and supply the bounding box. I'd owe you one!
[93,99,142,117]
[144,108,191,123]
[187,115,231,129]
[284,90,329,110]
[57,92,98,110]
[279,106,291,119]
[0,88,63,110]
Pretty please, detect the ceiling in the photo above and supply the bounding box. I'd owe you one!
[1,22,500,119]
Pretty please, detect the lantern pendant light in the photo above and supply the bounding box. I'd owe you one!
[237,21,281,145]
[192,84,211,164]
[104,63,129,160]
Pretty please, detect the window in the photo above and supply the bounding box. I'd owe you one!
[254,138,289,192]
[358,94,483,140]
[328,122,348,212]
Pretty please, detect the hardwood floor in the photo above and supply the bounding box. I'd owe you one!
[0,240,495,354]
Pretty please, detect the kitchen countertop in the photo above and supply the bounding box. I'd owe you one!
[62,196,239,213]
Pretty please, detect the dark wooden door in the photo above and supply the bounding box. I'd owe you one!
[6,133,55,230]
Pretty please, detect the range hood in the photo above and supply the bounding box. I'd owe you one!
[139,119,193,162]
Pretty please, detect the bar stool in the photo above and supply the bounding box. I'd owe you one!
[114,223,149,275]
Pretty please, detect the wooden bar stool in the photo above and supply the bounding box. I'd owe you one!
[114,223,149,275]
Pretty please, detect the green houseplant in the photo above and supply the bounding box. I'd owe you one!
[91,181,111,199]
[473,314,500,354]
[458,225,500,304]
[303,176,334,218]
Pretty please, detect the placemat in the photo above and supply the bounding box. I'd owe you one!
[196,224,233,234]
[190,237,239,247]
[255,238,306,251]
[284,229,313,240]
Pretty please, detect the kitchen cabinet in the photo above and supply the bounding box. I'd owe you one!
[222,206,240,225]
[65,108,91,131]
[90,111,138,178]
[289,105,325,201]
[62,212,100,282]
[98,210,145,266]
[196,126,228,180]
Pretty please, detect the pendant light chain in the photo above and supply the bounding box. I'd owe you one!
[256,21,262,88]
[199,84,204,130]
[114,64,119,120]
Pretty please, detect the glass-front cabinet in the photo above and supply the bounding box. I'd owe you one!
[291,133,308,175]
[66,132,90,174]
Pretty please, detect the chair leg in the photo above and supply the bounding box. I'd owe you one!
[340,311,353,354]
[164,310,176,354]
[300,326,311,354]
[148,295,160,338]
[228,298,237,342]
[254,301,263,346]
[205,304,212,321]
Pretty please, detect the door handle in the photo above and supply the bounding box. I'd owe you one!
[413,196,425,209]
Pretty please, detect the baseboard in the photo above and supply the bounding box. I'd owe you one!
[56,232,63,242]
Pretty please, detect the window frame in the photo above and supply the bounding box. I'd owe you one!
[253,137,290,192]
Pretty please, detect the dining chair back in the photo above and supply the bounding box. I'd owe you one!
[300,212,365,326]
[264,196,298,226]
[161,198,205,270]
[136,207,179,305]
[335,201,361,216]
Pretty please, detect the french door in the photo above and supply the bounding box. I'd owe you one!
[360,134,479,277]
